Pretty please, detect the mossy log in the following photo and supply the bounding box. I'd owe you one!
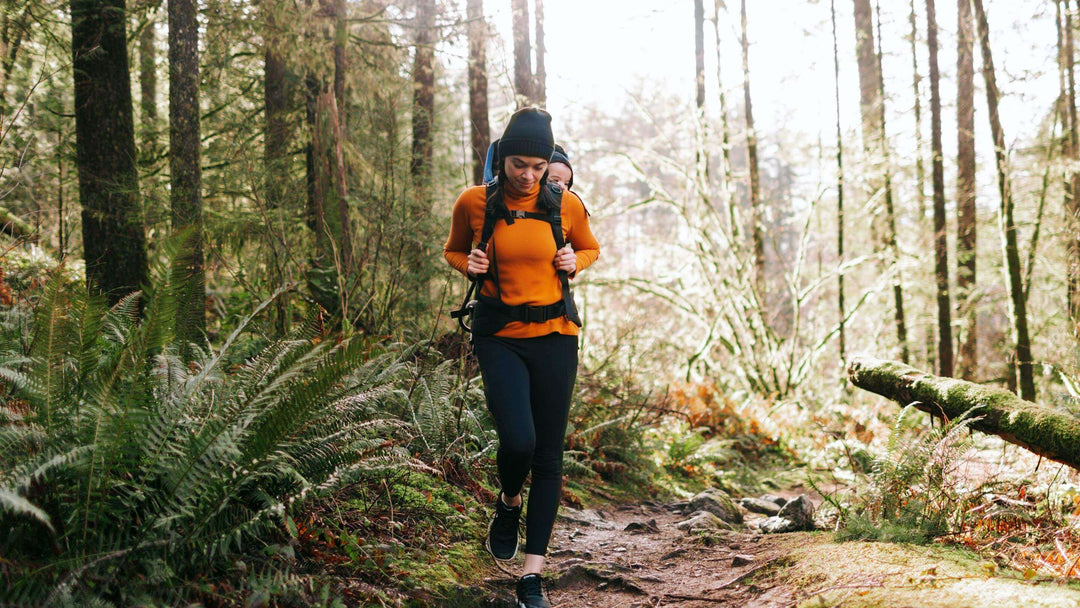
[0,206,32,239]
[848,355,1080,470]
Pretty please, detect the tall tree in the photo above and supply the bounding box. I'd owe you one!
[852,0,909,363]
[694,0,707,174]
[0,1,31,111]
[510,0,533,105]
[926,0,953,377]
[909,0,935,367]
[168,0,205,348]
[71,0,149,302]
[534,0,546,106]
[713,0,739,241]
[874,0,911,367]
[955,0,977,378]
[263,2,289,210]
[1064,0,1080,338]
[411,0,435,197]
[138,7,158,152]
[831,0,846,363]
[971,0,1035,400]
[468,0,490,185]
[740,0,765,296]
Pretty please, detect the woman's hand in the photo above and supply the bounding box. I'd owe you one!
[467,248,489,277]
[553,245,576,274]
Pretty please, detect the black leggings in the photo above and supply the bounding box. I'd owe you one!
[473,332,578,556]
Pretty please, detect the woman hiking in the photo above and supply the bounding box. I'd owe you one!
[443,107,599,608]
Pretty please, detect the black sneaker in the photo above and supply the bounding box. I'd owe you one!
[516,573,551,608]
[485,494,521,561]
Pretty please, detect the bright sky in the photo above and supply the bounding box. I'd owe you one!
[479,0,1059,173]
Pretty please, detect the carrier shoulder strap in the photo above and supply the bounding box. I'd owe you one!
[547,198,583,327]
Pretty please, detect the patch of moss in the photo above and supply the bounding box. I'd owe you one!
[761,532,1080,608]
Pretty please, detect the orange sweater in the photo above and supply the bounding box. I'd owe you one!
[444,183,600,338]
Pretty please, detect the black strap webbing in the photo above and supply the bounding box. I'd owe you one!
[453,182,581,330]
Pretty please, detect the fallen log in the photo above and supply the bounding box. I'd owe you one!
[847,355,1080,471]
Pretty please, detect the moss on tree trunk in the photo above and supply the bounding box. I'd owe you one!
[848,355,1080,470]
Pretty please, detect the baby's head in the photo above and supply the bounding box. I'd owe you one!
[548,144,574,190]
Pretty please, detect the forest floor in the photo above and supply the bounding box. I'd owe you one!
[471,488,1080,608]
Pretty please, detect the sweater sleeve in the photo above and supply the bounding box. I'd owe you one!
[443,191,474,276]
[564,191,599,278]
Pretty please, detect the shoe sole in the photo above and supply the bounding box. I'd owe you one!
[486,515,519,561]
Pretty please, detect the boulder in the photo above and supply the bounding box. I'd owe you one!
[740,497,782,516]
[675,510,732,532]
[689,489,743,524]
[758,495,816,534]
[778,495,815,531]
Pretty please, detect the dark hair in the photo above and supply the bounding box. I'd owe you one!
[487,161,562,218]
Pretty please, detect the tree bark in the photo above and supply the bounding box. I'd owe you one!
[695,0,708,176]
[467,0,490,185]
[534,0,545,107]
[972,0,1036,400]
[168,0,205,349]
[510,0,532,106]
[264,2,289,210]
[956,0,977,379]
[848,355,1080,470]
[695,0,706,111]
[71,0,149,303]
[831,0,846,363]
[740,0,765,298]
[138,7,158,152]
[0,1,31,111]
[713,0,738,241]
[909,0,934,367]
[926,0,953,377]
[1064,0,1080,338]
[853,0,909,363]
[874,0,910,368]
[411,0,435,198]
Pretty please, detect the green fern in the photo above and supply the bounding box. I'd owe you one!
[0,248,420,604]
[840,405,980,541]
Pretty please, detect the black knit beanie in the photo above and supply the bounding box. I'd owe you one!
[550,144,573,188]
[497,107,554,162]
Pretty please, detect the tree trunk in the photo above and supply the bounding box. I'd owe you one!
[1064,0,1080,338]
[534,0,545,107]
[411,0,435,198]
[874,0,910,368]
[926,0,953,377]
[713,0,739,242]
[695,0,708,175]
[695,0,706,111]
[138,8,158,153]
[853,0,909,364]
[263,1,290,333]
[831,0,846,363]
[467,0,490,185]
[848,355,1080,470]
[0,2,31,111]
[168,0,205,349]
[909,0,934,367]
[740,0,765,297]
[71,0,149,303]
[264,3,289,210]
[972,0,1036,400]
[955,0,977,379]
[510,0,532,106]
[330,0,351,269]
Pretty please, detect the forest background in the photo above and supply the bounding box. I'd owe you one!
[3,0,1080,605]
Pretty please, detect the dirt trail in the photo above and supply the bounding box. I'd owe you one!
[484,499,798,607]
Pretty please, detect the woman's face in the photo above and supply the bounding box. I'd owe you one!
[503,155,549,193]
[547,162,572,190]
